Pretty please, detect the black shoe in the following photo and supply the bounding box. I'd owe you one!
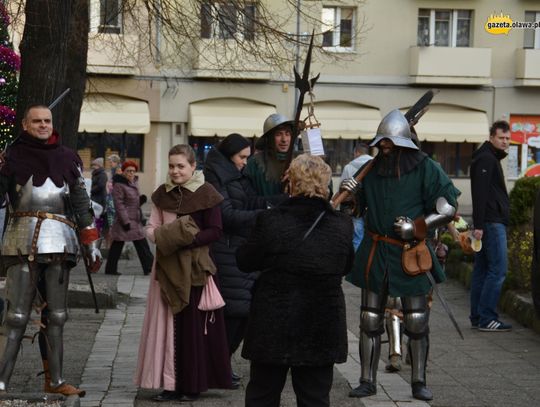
[152,390,181,402]
[177,393,199,402]
[412,382,433,401]
[348,381,376,398]
[232,371,242,382]
[105,271,121,276]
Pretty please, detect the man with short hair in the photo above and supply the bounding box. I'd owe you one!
[469,120,512,332]
[0,105,102,396]
[245,113,294,196]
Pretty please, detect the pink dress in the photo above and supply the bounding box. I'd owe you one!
[134,207,177,390]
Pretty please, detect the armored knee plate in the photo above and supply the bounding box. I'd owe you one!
[402,295,429,339]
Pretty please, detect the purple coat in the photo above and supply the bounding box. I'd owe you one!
[110,174,145,241]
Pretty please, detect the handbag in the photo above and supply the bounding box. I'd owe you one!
[401,240,433,276]
[198,275,225,334]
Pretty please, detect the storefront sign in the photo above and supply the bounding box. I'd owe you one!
[510,115,540,144]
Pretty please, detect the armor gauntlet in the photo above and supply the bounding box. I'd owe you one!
[80,226,102,273]
[394,197,456,241]
[339,178,360,195]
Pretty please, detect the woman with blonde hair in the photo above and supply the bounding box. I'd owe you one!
[134,144,232,402]
[237,154,354,407]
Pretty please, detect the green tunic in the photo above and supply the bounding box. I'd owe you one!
[347,156,460,297]
[245,153,285,197]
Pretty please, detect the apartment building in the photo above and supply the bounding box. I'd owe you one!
[79,0,540,208]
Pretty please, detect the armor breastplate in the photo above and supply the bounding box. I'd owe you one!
[2,177,79,256]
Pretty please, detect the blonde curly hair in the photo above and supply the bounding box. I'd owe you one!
[288,154,331,199]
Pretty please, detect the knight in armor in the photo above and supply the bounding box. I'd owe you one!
[244,113,295,197]
[0,105,102,396]
[341,109,460,401]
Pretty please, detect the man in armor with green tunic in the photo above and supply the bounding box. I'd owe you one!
[341,109,460,401]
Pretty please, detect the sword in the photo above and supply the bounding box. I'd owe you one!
[425,270,464,339]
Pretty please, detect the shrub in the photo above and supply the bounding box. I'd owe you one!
[509,176,540,227]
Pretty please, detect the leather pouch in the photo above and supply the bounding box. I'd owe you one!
[402,240,433,276]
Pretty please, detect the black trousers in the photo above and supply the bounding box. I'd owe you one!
[225,317,248,355]
[105,239,153,275]
[245,362,334,407]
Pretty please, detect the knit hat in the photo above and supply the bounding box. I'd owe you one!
[121,160,139,172]
[91,157,104,167]
[217,133,250,159]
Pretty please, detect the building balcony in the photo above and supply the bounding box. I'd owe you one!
[191,38,271,80]
[409,46,491,86]
[87,33,140,75]
[515,48,540,86]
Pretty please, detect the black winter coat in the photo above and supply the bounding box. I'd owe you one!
[91,167,108,208]
[236,196,354,366]
[470,141,509,228]
[203,147,268,317]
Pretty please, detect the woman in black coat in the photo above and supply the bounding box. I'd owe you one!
[236,154,354,407]
[203,133,269,377]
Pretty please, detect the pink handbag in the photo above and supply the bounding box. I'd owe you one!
[198,275,225,334]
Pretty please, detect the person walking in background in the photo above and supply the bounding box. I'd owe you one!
[107,154,122,179]
[340,143,372,250]
[104,161,153,276]
[203,133,268,386]
[237,154,354,407]
[90,158,108,235]
[469,120,512,332]
[134,144,233,402]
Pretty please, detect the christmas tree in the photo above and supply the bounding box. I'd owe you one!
[0,3,19,150]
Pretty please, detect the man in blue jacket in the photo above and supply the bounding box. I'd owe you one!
[470,120,512,332]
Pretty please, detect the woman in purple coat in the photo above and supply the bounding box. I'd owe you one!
[104,160,154,275]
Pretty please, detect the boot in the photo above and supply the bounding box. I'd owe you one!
[349,381,376,398]
[412,382,433,401]
[349,331,381,398]
[408,336,431,401]
[42,360,86,397]
[385,353,402,372]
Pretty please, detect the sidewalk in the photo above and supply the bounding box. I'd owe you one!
[5,251,540,406]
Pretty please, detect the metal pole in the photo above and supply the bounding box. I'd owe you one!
[294,0,301,112]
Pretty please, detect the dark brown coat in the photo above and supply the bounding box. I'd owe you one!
[110,174,145,241]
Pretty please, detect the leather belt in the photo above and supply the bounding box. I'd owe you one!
[365,230,405,285]
[12,211,76,262]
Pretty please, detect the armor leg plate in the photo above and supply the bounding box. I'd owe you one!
[402,295,430,385]
[42,262,70,388]
[359,289,385,384]
[0,263,38,390]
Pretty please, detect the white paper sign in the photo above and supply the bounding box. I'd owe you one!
[302,127,325,156]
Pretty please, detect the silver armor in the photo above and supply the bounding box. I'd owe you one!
[357,289,429,392]
[369,110,419,150]
[2,177,78,256]
[262,113,294,138]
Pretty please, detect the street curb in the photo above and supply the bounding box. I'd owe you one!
[446,261,540,335]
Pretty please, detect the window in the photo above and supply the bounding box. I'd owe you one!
[422,141,474,177]
[77,132,144,171]
[89,0,122,34]
[322,7,354,51]
[417,9,472,47]
[200,2,257,41]
[524,11,540,48]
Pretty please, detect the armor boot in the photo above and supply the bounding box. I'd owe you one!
[349,289,384,398]
[402,295,432,401]
[42,359,85,397]
[385,312,402,372]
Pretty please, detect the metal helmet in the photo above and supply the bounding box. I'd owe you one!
[262,113,294,138]
[369,109,419,150]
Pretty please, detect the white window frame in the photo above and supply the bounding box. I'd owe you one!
[525,11,540,49]
[419,9,471,47]
[322,6,355,53]
[89,0,122,34]
[200,2,256,41]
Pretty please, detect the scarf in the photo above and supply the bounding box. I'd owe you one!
[151,170,223,215]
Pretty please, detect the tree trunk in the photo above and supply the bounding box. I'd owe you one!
[15,0,89,150]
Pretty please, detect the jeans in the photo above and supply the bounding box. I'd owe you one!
[469,222,508,326]
[352,217,366,251]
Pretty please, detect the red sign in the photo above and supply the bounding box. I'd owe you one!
[510,115,540,144]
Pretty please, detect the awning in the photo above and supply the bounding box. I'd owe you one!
[401,105,489,143]
[189,99,276,137]
[78,94,151,134]
[300,102,381,139]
